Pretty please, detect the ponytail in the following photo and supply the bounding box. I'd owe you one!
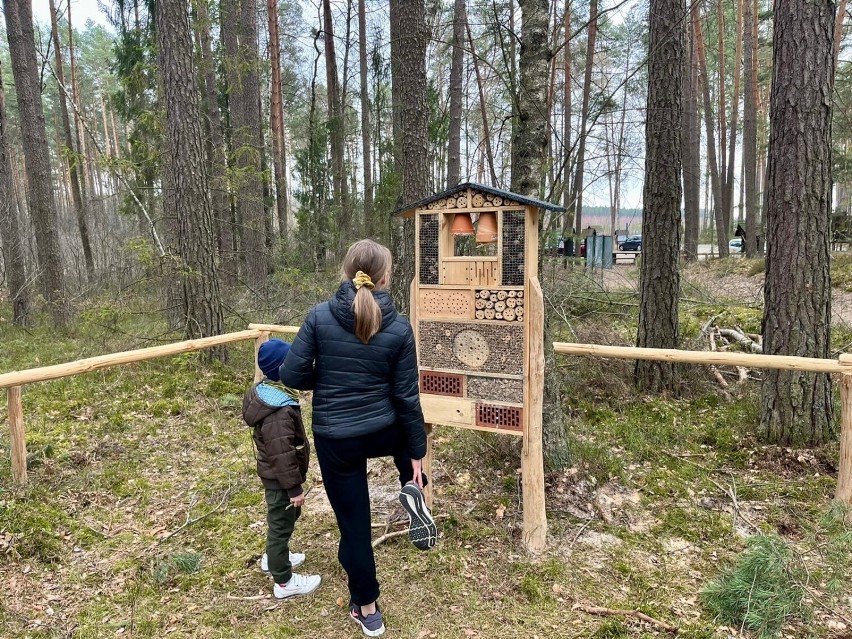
[342,239,393,344]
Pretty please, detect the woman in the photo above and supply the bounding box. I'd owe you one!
[282,239,436,637]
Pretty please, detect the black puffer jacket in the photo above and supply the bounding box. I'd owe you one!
[243,384,309,497]
[281,281,426,459]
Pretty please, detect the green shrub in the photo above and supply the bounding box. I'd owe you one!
[701,535,808,639]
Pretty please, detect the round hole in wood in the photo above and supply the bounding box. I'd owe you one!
[453,329,490,368]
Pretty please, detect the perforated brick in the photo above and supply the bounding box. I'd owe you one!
[476,403,523,432]
[419,371,464,397]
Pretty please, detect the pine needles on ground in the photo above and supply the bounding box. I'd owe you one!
[700,535,808,639]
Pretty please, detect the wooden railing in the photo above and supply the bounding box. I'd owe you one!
[553,343,852,510]
[1,324,299,485]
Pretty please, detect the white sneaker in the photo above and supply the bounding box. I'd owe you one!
[261,551,305,573]
[273,573,322,599]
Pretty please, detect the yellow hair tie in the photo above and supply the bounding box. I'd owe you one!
[353,271,375,290]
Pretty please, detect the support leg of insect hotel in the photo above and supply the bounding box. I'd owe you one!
[837,374,852,521]
[254,331,271,382]
[9,386,27,485]
[424,423,434,508]
[522,277,547,552]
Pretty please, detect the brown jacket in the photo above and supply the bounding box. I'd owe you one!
[242,383,309,497]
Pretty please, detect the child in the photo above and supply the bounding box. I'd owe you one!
[243,338,321,599]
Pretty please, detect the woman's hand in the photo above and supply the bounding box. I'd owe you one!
[410,458,424,489]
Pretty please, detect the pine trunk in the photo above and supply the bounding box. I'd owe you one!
[743,0,759,256]
[694,8,729,256]
[390,0,428,313]
[446,0,465,187]
[723,0,743,236]
[0,58,30,325]
[569,0,597,233]
[323,0,350,244]
[760,0,835,446]
[358,0,373,233]
[49,0,93,279]
[635,0,685,392]
[4,0,68,326]
[682,19,701,261]
[157,0,226,357]
[268,0,290,244]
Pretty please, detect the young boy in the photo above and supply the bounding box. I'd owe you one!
[243,338,321,599]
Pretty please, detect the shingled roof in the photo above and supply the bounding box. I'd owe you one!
[392,181,566,216]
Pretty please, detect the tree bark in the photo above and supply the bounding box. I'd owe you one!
[323,0,350,244]
[358,0,373,233]
[49,0,94,279]
[561,2,573,245]
[467,20,498,185]
[569,0,597,233]
[682,17,701,261]
[157,0,226,357]
[267,0,291,244]
[196,0,234,270]
[447,0,466,187]
[722,0,743,236]
[635,0,685,393]
[760,0,835,446]
[694,8,729,256]
[743,0,759,256]
[834,0,848,70]
[4,0,68,326]
[0,58,30,325]
[224,0,266,292]
[390,0,428,313]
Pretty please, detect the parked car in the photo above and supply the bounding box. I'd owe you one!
[619,235,642,251]
[729,237,744,252]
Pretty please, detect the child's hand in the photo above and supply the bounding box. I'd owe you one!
[290,493,305,508]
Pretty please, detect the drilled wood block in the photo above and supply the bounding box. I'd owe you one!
[420,289,475,319]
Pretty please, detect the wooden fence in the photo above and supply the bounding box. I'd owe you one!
[0,324,299,484]
[553,342,852,509]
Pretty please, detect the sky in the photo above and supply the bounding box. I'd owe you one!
[32,0,111,30]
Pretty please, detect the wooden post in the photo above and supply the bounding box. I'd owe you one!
[522,276,547,552]
[836,374,852,515]
[254,331,271,382]
[8,386,27,485]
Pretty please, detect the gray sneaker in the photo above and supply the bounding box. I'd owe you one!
[399,482,437,550]
[350,602,385,637]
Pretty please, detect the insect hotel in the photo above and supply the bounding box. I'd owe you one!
[395,182,565,551]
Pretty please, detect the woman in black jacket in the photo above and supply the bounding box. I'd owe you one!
[281,239,436,637]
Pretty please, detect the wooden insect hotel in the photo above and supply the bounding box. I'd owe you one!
[395,182,565,552]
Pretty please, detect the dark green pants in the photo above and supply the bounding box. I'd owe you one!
[265,488,302,584]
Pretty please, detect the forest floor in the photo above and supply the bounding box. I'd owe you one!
[1,261,851,639]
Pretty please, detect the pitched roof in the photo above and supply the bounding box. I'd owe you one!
[392,181,566,216]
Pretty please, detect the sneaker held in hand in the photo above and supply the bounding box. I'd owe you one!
[399,482,437,550]
[272,572,321,599]
[350,602,385,637]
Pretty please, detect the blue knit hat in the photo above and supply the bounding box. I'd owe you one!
[257,339,291,382]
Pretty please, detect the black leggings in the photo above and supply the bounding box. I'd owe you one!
[313,425,427,606]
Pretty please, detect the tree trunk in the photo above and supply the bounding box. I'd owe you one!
[323,0,350,245]
[196,0,234,271]
[268,0,290,244]
[569,0,597,233]
[157,0,226,357]
[834,0,848,70]
[447,0,466,188]
[224,0,266,292]
[4,0,68,326]
[694,8,729,256]
[635,0,685,393]
[390,0,428,313]
[717,0,727,225]
[760,0,835,446]
[723,0,743,237]
[49,0,94,280]
[561,1,573,245]
[0,58,30,325]
[467,20,498,185]
[358,0,373,233]
[682,17,701,261]
[67,2,87,200]
[743,0,759,256]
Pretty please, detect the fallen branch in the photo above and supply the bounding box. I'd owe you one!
[718,328,762,353]
[371,529,408,548]
[152,483,235,548]
[225,594,269,601]
[708,330,729,388]
[573,603,679,633]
